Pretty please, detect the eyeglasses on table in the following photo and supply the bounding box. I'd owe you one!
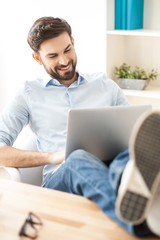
[19,212,43,239]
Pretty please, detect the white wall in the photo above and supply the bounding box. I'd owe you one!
[0,0,106,111]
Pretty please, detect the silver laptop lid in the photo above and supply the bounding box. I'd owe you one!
[65,105,152,161]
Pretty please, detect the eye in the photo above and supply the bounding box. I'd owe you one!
[64,48,71,53]
[49,55,57,59]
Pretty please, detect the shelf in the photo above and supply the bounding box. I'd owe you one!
[107,29,160,37]
[123,89,160,99]
[106,0,160,108]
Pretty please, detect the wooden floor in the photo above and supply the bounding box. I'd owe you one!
[0,179,158,240]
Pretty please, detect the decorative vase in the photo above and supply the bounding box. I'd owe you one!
[116,78,150,90]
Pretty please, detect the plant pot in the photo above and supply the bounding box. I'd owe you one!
[116,78,150,90]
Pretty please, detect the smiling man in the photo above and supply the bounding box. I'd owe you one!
[0,17,160,238]
[32,31,78,86]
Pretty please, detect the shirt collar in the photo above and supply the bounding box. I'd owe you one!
[42,70,88,88]
[42,75,53,87]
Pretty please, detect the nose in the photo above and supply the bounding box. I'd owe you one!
[58,55,68,66]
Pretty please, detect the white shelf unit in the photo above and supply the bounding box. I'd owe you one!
[123,89,160,109]
[123,89,160,99]
[106,0,160,108]
[107,29,160,37]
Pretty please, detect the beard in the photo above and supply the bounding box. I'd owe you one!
[43,59,77,82]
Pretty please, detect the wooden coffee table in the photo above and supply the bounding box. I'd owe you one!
[0,179,157,240]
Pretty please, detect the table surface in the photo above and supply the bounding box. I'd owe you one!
[0,179,157,240]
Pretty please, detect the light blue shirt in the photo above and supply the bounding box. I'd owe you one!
[0,72,129,180]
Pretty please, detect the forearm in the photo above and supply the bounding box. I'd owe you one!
[0,146,65,168]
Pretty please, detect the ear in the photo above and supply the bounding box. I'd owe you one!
[71,37,74,46]
[32,52,42,65]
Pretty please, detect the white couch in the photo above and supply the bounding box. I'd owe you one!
[0,126,43,186]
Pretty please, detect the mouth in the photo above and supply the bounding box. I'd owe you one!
[57,63,72,72]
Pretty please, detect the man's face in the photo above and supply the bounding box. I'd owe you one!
[36,32,77,85]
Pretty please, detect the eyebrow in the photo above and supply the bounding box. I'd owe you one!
[46,44,71,57]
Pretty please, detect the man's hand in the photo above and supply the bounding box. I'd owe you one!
[48,150,65,165]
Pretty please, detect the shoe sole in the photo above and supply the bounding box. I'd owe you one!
[117,112,160,224]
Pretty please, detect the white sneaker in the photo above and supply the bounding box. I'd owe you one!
[116,111,160,226]
[146,183,160,237]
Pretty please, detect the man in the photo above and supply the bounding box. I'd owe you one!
[0,17,159,237]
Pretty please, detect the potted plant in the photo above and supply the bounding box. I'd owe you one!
[114,63,158,90]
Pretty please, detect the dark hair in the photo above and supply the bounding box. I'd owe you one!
[27,16,72,52]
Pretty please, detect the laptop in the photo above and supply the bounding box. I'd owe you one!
[65,105,152,161]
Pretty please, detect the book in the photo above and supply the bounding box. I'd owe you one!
[121,0,127,30]
[126,0,144,30]
[115,0,122,30]
[115,0,144,30]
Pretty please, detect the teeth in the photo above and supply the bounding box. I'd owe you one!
[59,64,70,71]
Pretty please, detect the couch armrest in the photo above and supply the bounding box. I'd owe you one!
[0,127,41,185]
[0,167,21,182]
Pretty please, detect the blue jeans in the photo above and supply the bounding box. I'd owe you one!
[43,147,133,235]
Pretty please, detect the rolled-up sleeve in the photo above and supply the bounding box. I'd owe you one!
[0,88,29,146]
